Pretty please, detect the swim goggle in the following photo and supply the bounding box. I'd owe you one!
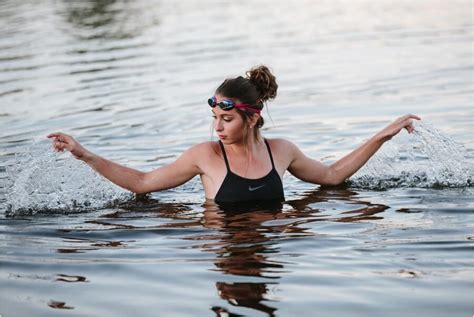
[208,96,261,115]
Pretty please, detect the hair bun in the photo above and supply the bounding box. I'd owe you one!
[246,65,278,102]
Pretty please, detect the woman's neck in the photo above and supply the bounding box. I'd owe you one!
[227,135,264,157]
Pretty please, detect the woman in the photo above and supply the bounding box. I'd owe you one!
[48,65,420,203]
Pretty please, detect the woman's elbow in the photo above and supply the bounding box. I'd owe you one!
[330,178,347,186]
[320,178,345,186]
[132,187,149,195]
[130,172,151,194]
[324,167,347,186]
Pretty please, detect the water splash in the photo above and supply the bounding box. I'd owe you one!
[4,139,132,215]
[349,121,473,189]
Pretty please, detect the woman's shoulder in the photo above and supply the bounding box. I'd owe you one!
[186,141,221,156]
[264,138,300,160]
[175,142,221,168]
[264,137,298,150]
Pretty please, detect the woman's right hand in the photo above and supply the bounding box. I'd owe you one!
[47,132,89,160]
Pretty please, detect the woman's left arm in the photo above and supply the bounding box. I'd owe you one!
[328,114,421,184]
[287,114,420,186]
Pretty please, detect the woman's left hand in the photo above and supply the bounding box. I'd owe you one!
[377,114,421,142]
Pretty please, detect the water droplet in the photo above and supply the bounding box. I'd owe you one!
[349,121,473,189]
[5,139,131,215]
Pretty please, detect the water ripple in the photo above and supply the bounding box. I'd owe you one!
[1,1,473,316]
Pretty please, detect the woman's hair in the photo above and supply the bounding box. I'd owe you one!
[215,65,278,142]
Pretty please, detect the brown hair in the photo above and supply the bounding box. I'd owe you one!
[215,65,278,142]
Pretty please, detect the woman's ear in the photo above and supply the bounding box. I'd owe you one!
[247,114,260,128]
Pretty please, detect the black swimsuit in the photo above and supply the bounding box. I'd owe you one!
[214,139,285,203]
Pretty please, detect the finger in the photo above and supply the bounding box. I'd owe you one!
[47,132,63,139]
[54,135,70,144]
[56,140,67,148]
[48,132,71,140]
[406,114,421,121]
[50,135,64,144]
[405,124,415,133]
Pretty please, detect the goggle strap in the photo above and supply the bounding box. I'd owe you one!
[208,96,261,115]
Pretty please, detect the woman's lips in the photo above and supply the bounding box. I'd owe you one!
[218,135,227,140]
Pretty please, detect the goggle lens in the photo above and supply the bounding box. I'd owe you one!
[208,97,235,111]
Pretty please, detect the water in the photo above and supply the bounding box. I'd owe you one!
[349,121,473,189]
[4,139,131,215]
[1,0,473,316]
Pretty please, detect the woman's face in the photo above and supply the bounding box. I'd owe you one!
[212,95,247,144]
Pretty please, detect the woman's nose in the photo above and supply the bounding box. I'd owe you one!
[214,119,223,131]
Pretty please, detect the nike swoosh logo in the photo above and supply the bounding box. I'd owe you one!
[248,184,266,191]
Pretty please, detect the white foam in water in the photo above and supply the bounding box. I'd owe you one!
[349,121,473,189]
[5,139,132,215]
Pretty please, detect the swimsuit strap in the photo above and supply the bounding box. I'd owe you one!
[218,140,231,171]
[264,139,276,169]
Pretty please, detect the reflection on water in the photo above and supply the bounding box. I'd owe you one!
[213,282,278,317]
[47,300,74,310]
[3,189,391,317]
[204,190,387,315]
[101,189,387,317]
[1,186,474,316]
[55,273,88,283]
[59,0,159,40]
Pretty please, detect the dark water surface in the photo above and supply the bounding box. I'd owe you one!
[1,1,473,316]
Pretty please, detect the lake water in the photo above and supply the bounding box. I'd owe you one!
[1,1,473,316]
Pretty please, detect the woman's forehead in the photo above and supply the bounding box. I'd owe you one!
[215,94,237,102]
[212,107,236,115]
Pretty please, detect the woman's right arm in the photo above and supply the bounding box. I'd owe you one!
[47,132,202,194]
